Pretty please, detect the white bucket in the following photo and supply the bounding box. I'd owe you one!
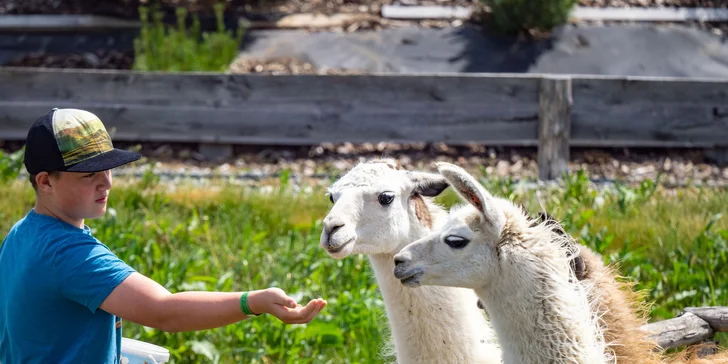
[120,338,171,364]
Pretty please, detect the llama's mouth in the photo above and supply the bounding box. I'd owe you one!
[393,267,423,287]
[325,238,353,254]
[399,274,422,287]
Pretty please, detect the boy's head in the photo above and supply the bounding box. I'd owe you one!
[24,108,141,220]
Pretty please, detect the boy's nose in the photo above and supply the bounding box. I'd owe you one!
[97,170,112,188]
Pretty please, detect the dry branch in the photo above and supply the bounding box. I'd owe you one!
[641,306,728,350]
[684,307,728,333]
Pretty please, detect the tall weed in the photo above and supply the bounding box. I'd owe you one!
[479,0,577,35]
[133,3,245,72]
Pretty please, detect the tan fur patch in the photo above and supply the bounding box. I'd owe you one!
[579,248,665,363]
[410,194,432,229]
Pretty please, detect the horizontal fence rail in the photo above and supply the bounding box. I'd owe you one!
[0,67,727,178]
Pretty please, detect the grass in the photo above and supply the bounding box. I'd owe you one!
[0,167,726,363]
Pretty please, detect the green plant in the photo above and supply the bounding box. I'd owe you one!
[480,0,577,35]
[133,3,245,72]
[0,147,24,184]
[1,171,726,362]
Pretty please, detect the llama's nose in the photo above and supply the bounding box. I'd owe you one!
[323,216,345,235]
[394,254,409,267]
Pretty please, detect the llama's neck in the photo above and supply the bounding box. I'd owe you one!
[368,253,501,364]
[474,245,608,364]
[366,201,501,364]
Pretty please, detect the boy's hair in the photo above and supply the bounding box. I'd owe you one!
[29,171,60,191]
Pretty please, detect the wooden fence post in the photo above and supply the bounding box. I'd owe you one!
[538,75,573,180]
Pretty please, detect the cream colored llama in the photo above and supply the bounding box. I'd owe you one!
[394,161,728,364]
[319,159,502,364]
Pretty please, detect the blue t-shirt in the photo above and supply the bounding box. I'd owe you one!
[0,209,136,364]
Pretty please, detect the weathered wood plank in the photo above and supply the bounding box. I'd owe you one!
[380,5,728,22]
[0,67,539,108]
[571,77,728,147]
[641,312,714,349]
[0,68,540,145]
[684,307,728,332]
[572,7,728,22]
[0,15,140,32]
[2,68,728,148]
[538,75,572,180]
[0,100,539,146]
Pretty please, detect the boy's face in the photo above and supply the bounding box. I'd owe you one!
[46,170,112,221]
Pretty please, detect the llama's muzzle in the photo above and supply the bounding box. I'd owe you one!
[393,254,424,287]
[319,227,355,258]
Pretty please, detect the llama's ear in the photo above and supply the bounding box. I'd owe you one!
[407,171,450,197]
[436,162,505,230]
[436,162,489,212]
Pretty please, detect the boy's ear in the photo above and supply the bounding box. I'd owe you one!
[35,172,54,192]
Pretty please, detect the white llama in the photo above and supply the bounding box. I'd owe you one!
[320,159,502,364]
[393,161,609,364]
[394,162,728,364]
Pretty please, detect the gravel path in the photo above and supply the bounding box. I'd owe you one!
[5,141,726,190]
[73,142,728,189]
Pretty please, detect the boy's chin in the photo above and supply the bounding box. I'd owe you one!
[87,206,107,219]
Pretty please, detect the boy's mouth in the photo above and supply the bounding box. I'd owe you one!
[95,195,108,203]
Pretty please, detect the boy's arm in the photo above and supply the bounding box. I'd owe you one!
[99,272,326,332]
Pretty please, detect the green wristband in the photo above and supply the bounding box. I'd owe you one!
[240,292,258,316]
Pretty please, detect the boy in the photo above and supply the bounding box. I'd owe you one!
[0,108,327,363]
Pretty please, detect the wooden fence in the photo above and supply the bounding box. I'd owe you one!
[1,67,727,179]
[641,306,728,353]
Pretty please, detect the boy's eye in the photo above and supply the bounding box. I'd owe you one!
[84,173,95,178]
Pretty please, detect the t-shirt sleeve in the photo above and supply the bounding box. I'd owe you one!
[52,237,136,313]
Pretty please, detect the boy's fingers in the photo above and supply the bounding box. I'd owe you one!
[304,304,322,321]
[271,298,327,324]
[300,300,325,323]
[297,300,319,317]
[274,294,298,309]
[281,300,323,323]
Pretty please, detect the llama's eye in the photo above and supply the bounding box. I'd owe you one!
[444,235,469,249]
[378,191,395,206]
[328,194,335,204]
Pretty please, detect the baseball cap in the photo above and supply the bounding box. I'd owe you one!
[23,108,142,175]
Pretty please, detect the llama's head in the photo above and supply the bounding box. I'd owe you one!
[320,158,450,259]
[393,162,510,289]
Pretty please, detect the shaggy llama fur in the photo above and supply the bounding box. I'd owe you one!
[532,209,728,363]
[393,162,728,364]
[319,159,502,364]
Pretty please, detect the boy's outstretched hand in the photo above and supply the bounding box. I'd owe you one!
[247,288,327,324]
